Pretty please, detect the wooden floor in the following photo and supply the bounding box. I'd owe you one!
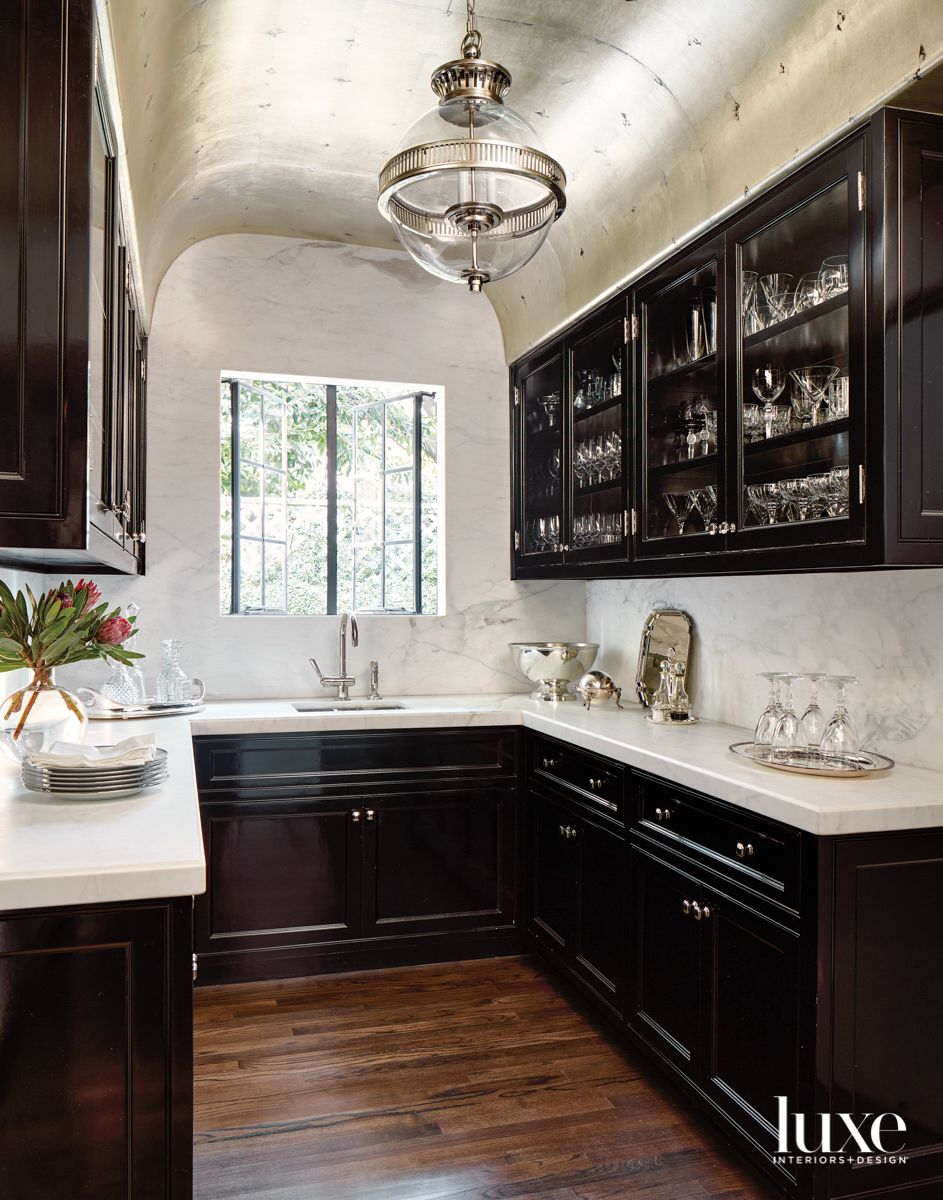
[193,956,778,1200]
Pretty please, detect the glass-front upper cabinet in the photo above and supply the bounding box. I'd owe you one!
[566,304,628,563]
[517,351,565,566]
[727,140,866,554]
[636,238,725,559]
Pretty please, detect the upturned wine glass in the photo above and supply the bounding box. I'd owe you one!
[755,672,786,748]
[821,675,859,757]
[800,672,830,747]
[771,674,808,760]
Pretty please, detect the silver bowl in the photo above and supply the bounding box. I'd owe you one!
[508,642,599,702]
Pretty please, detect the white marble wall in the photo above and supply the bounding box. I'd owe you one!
[54,234,583,699]
[587,572,943,771]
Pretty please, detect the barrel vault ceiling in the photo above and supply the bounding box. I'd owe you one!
[104,0,943,361]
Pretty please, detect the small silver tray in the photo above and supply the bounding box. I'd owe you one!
[645,713,699,725]
[78,687,205,720]
[729,742,895,777]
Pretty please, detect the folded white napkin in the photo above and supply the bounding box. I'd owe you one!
[28,734,157,769]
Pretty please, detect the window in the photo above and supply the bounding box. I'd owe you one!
[221,374,439,615]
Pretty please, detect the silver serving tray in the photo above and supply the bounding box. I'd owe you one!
[729,742,895,777]
[645,712,699,725]
[78,686,205,720]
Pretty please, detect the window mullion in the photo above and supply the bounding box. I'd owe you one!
[230,379,241,614]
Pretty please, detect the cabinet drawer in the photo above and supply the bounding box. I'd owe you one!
[636,776,800,910]
[194,728,520,795]
[531,735,625,819]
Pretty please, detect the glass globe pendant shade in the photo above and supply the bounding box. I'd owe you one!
[377,10,566,292]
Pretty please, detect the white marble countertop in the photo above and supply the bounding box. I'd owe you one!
[3,693,942,914]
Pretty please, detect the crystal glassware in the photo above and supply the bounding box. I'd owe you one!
[760,273,793,311]
[792,272,822,314]
[700,287,717,353]
[686,301,705,362]
[691,484,718,530]
[155,640,192,703]
[800,672,830,747]
[771,674,809,760]
[741,270,758,317]
[818,254,849,299]
[100,601,145,705]
[752,365,786,438]
[538,392,561,427]
[821,675,859,756]
[828,374,849,420]
[754,672,786,748]
[663,491,695,536]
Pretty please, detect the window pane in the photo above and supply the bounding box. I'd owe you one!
[263,403,285,470]
[385,401,413,469]
[263,542,286,610]
[239,539,262,609]
[384,543,414,611]
[385,469,413,542]
[354,545,383,610]
[239,388,262,463]
[263,469,286,539]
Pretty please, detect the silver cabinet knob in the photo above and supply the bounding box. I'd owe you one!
[351,810,361,822]
[708,524,718,535]
[366,809,375,821]
[729,522,737,532]
[542,757,558,769]
[559,825,566,836]
[682,899,691,915]
[654,806,672,821]
[692,902,703,920]
[735,842,754,858]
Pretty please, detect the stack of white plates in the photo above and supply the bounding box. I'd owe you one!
[21,748,169,798]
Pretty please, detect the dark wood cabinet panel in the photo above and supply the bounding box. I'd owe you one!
[575,812,626,1012]
[630,847,702,1072]
[194,729,523,984]
[201,803,360,949]
[0,0,144,573]
[531,791,579,948]
[0,896,192,1200]
[364,786,515,937]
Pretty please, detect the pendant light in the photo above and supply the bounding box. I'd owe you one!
[377,0,566,292]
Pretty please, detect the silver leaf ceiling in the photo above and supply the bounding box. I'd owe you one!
[104,0,943,361]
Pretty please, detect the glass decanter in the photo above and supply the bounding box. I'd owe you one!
[155,639,191,704]
[100,603,145,705]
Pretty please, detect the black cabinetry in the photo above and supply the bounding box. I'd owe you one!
[192,728,523,984]
[526,734,627,1019]
[511,107,943,578]
[0,895,192,1199]
[0,1,145,574]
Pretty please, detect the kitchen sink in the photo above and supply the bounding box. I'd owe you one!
[292,700,408,712]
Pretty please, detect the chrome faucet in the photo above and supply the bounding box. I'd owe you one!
[310,613,359,700]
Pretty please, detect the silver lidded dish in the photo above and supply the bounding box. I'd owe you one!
[508,642,599,702]
[574,671,624,710]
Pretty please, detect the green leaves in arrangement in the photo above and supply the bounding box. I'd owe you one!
[0,577,144,673]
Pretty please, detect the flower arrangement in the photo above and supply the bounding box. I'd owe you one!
[0,578,143,739]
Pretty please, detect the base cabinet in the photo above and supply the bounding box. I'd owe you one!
[525,734,943,1200]
[193,728,523,983]
[0,895,193,1200]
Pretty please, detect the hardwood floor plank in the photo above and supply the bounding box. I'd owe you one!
[194,956,779,1200]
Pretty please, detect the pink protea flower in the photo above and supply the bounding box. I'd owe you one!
[96,616,132,645]
[56,591,73,609]
[74,578,103,611]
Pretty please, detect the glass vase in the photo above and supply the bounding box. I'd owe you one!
[0,667,88,764]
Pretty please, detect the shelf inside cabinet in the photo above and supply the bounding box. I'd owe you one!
[573,395,624,423]
[649,452,718,480]
[744,424,849,483]
[648,352,716,386]
[575,477,623,498]
[742,295,847,369]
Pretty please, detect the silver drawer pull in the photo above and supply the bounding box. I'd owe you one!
[542,757,558,769]
[736,842,754,858]
[366,809,375,821]
[692,902,703,920]
[682,899,691,915]
[655,806,671,821]
[351,810,361,822]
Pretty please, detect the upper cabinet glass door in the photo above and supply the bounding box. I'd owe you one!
[637,246,724,556]
[518,352,564,563]
[732,144,865,549]
[567,312,627,560]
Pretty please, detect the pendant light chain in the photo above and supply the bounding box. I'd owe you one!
[462,0,481,59]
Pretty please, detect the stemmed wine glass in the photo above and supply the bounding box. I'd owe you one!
[771,674,808,760]
[663,491,695,536]
[691,484,717,530]
[754,673,786,749]
[752,365,786,438]
[821,675,859,757]
[800,672,830,747]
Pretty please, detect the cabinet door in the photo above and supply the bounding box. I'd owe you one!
[635,236,726,561]
[0,899,191,1200]
[573,812,626,1016]
[701,887,800,1161]
[629,847,702,1076]
[362,785,516,938]
[727,138,867,557]
[513,349,565,569]
[530,790,579,950]
[195,798,362,954]
[565,302,630,565]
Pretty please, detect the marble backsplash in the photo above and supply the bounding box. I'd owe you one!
[587,571,943,771]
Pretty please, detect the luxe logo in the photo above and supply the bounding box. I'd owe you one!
[774,1097,908,1164]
